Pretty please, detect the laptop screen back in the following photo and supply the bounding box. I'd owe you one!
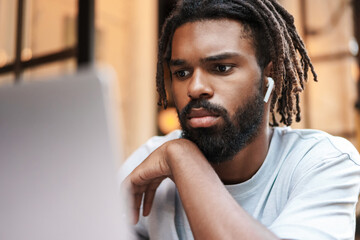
[0,69,132,240]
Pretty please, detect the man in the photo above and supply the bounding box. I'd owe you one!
[122,0,360,239]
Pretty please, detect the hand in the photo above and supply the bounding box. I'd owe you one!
[123,139,280,240]
[122,139,201,223]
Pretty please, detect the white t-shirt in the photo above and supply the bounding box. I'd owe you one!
[120,127,360,240]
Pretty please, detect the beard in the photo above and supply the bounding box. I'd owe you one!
[177,89,265,164]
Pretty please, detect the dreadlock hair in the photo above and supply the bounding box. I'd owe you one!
[156,0,317,126]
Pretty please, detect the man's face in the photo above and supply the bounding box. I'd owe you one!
[169,19,266,163]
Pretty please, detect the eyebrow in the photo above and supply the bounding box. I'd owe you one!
[201,52,240,63]
[169,59,186,67]
[169,52,241,67]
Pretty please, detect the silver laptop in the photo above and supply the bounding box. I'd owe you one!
[0,68,133,240]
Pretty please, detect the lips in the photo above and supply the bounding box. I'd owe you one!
[187,108,220,128]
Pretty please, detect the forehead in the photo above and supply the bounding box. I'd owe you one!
[171,19,256,60]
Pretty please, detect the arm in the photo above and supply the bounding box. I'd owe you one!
[124,139,279,240]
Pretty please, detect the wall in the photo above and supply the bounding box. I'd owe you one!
[281,0,359,148]
[96,0,158,160]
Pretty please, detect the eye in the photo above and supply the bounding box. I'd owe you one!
[215,65,232,73]
[174,70,190,79]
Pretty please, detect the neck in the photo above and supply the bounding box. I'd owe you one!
[211,124,273,185]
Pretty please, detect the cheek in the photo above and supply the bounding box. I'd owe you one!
[214,82,259,116]
[171,83,189,110]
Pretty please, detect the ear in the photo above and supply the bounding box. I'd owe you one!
[264,61,273,77]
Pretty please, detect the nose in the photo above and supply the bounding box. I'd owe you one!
[187,70,214,100]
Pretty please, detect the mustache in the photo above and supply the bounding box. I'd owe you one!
[179,99,228,119]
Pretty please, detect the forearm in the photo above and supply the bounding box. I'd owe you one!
[167,143,279,240]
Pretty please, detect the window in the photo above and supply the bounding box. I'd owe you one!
[0,0,94,83]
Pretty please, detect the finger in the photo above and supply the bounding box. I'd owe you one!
[130,150,171,186]
[131,181,147,224]
[142,178,164,216]
[133,192,143,224]
[122,176,143,223]
[126,174,150,224]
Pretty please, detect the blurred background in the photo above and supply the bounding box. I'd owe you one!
[0,0,359,162]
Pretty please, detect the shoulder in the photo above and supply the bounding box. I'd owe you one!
[118,130,182,182]
[269,128,360,239]
[270,127,360,193]
[273,127,360,165]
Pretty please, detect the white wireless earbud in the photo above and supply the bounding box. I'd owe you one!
[264,77,274,103]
